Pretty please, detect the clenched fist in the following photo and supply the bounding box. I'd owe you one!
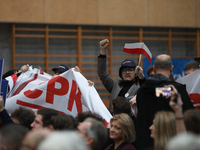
[99,39,109,55]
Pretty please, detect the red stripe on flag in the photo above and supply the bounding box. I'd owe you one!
[12,74,38,97]
[123,48,152,63]
[103,119,109,127]
[16,100,65,114]
[189,93,200,110]
[11,74,17,85]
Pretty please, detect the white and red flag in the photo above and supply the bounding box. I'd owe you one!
[123,42,152,63]
[176,69,200,109]
[5,67,112,125]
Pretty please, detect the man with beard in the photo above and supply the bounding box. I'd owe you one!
[98,39,145,111]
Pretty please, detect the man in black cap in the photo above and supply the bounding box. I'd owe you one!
[52,64,69,78]
[98,39,145,111]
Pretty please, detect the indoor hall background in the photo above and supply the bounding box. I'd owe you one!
[5,23,199,107]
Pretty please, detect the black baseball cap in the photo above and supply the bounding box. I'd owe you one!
[52,64,69,73]
[119,59,137,70]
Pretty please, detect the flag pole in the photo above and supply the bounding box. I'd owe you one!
[138,54,142,66]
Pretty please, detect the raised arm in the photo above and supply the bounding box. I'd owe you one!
[98,39,114,93]
[168,84,186,134]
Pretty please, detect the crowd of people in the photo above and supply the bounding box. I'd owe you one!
[0,39,200,150]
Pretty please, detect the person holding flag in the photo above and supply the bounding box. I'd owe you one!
[97,39,145,111]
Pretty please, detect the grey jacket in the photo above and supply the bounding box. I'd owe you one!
[97,56,139,110]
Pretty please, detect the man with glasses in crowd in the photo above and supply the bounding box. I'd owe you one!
[97,39,145,111]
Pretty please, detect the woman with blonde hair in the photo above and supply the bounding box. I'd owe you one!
[105,113,136,150]
[149,111,176,150]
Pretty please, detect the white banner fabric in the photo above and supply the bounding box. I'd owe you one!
[5,67,112,125]
[176,69,200,109]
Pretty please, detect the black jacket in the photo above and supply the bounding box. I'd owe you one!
[135,74,195,150]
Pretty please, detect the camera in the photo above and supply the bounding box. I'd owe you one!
[155,87,171,97]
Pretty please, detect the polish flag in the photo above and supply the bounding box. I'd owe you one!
[176,69,200,109]
[123,42,152,63]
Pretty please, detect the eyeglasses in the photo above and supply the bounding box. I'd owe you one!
[122,69,135,73]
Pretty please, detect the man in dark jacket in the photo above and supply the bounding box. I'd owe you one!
[135,54,195,150]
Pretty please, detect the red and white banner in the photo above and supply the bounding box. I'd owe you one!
[5,67,112,125]
[123,42,152,63]
[176,69,200,109]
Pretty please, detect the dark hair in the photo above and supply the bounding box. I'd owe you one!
[184,61,200,71]
[112,96,132,116]
[184,109,200,134]
[37,108,60,127]
[2,70,17,79]
[11,107,35,130]
[146,65,154,77]
[51,114,76,130]
[75,111,103,124]
[154,55,172,70]
[0,124,28,150]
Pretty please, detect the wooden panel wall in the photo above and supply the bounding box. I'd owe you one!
[11,24,200,108]
[0,0,199,28]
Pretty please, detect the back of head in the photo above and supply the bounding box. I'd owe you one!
[184,109,200,134]
[75,111,103,124]
[51,114,76,130]
[37,108,59,127]
[84,117,107,150]
[154,54,172,71]
[146,65,154,77]
[111,113,135,143]
[0,124,28,150]
[165,132,200,150]
[21,128,51,150]
[154,111,176,150]
[112,96,132,116]
[38,131,90,150]
[11,107,35,130]
[184,61,200,71]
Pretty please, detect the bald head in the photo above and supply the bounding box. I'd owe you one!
[153,54,173,78]
[154,54,172,70]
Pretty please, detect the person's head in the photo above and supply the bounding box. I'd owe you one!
[30,108,60,130]
[154,54,173,78]
[149,111,176,150]
[2,70,17,79]
[20,129,51,150]
[75,111,103,125]
[165,132,200,150]
[0,124,28,150]
[184,109,200,134]
[184,61,200,75]
[146,65,155,78]
[110,113,135,143]
[78,118,107,150]
[119,59,137,81]
[51,114,76,130]
[112,96,132,116]
[37,131,90,150]
[52,64,69,78]
[11,107,35,130]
